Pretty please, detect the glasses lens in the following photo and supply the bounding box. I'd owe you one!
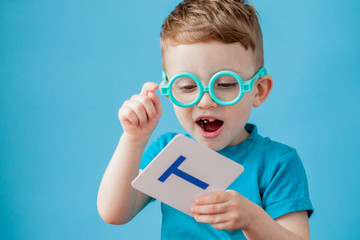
[212,75,240,102]
[171,76,199,104]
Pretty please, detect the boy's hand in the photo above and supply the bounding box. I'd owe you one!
[191,190,257,231]
[118,82,162,141]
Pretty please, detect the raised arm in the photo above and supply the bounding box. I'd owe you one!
[97,82,162,225]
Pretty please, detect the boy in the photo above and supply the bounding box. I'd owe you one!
[97,0,313,239]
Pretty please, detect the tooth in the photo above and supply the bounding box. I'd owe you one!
[200,121,204,127]
[209,119,215,122]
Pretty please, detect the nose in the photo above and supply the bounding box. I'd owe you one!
[196,91,217,108]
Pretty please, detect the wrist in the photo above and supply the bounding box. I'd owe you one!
[120,132,151,149]
[241,201,263,232]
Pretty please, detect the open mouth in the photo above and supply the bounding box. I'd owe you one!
[196,118,224,133]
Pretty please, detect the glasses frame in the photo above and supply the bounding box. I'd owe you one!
[160,67,267,108]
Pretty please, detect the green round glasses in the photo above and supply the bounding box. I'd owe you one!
[160,67,267,108]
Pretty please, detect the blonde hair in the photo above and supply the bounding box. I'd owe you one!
[160,0,264,68]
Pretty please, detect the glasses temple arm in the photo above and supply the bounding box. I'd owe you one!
[242,67,267,92]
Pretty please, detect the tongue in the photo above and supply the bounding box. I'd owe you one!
[203,120,223,132]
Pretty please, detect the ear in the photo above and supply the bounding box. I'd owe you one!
[253,74,273,107]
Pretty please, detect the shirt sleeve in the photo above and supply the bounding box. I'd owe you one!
[262,148,314,219]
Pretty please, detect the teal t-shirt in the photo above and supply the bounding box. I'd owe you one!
[140,124,314,239]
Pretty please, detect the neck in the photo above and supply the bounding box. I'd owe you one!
[228,127,250,147]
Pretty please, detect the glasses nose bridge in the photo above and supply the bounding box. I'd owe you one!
[203,85,210,93]
[200,85,212,99]
[196,84,217,107]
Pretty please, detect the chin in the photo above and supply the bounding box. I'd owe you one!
[195,137,228,151]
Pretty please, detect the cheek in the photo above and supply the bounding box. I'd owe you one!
[228,95,254,120]
[239,92,255,110]
[173,106,192,126]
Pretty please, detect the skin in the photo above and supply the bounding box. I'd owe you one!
[163,41,264,151]
[97,41,310,239]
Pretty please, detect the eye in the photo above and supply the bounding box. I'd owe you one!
[173,77,198,92]
[178,84,197,92]
[182,84,197,90]
[215,76,238,89]
[217,82,238,88]
[216,80,238,88]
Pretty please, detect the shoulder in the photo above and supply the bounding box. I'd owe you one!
[254,136,307,192]
[244,125,313,218]
[152,132,179,149]
[140,132,179,169]
[251,128,300,166]
[248,128,305,183]
[244,124,298,162]
[257,139,313,219]
[147,132,180,153]
[263,139,299,162]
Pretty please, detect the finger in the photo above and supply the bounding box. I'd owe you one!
[195,191,229,205]
[131,94,157,120]
[210,222,236,231]
[191,201,228,215]
[140,82,158,96]
[118,105,139,126]
[126,100,148,126]
[194,212,228,225]
[147,91,162,116]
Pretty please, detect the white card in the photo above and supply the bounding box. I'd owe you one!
[131,134,244,216]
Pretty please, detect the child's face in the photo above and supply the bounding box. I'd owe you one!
[162,41,259,151]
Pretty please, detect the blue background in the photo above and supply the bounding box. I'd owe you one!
[1,0,359,239]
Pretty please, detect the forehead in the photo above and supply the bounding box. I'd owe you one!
[162,41,256,78]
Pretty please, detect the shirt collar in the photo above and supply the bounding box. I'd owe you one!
[217,123,258,155]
